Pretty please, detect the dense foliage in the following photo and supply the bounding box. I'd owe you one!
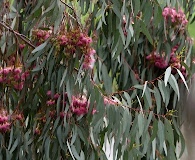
[0,0,195,159]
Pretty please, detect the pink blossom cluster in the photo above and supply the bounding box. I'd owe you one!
[169,46,187,76]
[146,52,168,69]
[0,111,10,133]
[162,7,188,27]
[19,43,26,50]
[33,28,52,45]
[146,45,187,76]
[56,29,96,70]
[46,90,60,106]
[104,96,118,106]
[70,95,89,116]
[0,67,29,90]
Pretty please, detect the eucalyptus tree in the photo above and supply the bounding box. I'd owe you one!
[0,0,195,159]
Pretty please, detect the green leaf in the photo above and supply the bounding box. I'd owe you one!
[142,81,147,97]
[102,64,112,94]
[71,145,80,159]
[134,0,140,16]
[57,126,65,151]
[140,21,153,45]
[152,138,156,159]
[45,137,51,160]
[158,120,165,151]
[144,111,153,133]
[164,66,171,87]
[9,138,19,153]
[122,108,130,133]
[71,126,78,145]
[8,127,14,150]
[176,69,189,92]
[67,141,76,160]
[165,119,174,147]
[168,74,180,100]
[154,87,162,114]
[32,41,48,53]
[144,87,152,108]
[124,26,133,49]
[150,119,158,142]
[112,3,122,19]
[158,80,165,103]
[124,92,131,106]
[138,114,145,137]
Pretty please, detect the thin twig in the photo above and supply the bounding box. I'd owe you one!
[60,0,81,27]
[0,21,35,49]
[60,0,74,10]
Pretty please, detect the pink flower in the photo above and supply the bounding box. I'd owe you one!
[46,99,55,106]
[34,128,41,135]
[59,35,68,45]
[0,122,10,133]
[14,82,24,90]
[47,90,52,96]
[13,68,22,74]
[86,37,92,44]
[0,77,3,83]
[19,44,26,50]
[162,7,188,27]
[146,54,153,60]
[2,67,12,75]
[0,116,8,124]
[104,97,118,105]
[15,114,23,121]
[21,71,30,81]
[60,112,65,119]
[54,93,60,99]
[83,55,95,70]
[70,95,89,116]
[14,74,21,81]
[92,109,97,115]
[88,49,96,56]
[49,110,56,118]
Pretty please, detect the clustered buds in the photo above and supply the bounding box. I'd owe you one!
[56,29,96,70]
[32,28,52,46]
[0,66,29,90]
[46,90,60,106]
[146,52,168,69]
[146,45,187,77]
[162,7,188,28]
[104,96,118,106]
[19,43,26,51]
[70,95,89,116]
[169,45,187,76]
[0,110,10,133]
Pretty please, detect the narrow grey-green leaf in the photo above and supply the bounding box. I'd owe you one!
[154,87,162,114]
[32,41,48,53]
[164,66,171,87]
[168,74,180,100]
[142,81,148,97]
[176,68,189,92]
[140,21,153,45]
[158,80,165,103]
[67,141,76,160]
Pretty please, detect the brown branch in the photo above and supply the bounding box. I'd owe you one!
[60,0,74,10]
[60,0,81,27]
[0,21,35,49]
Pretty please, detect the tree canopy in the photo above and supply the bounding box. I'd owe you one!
[0,0,195,159]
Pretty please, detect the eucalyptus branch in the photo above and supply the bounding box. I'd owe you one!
[0,21,35,49]
[60,0,81,27]
[60,0,74,10]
